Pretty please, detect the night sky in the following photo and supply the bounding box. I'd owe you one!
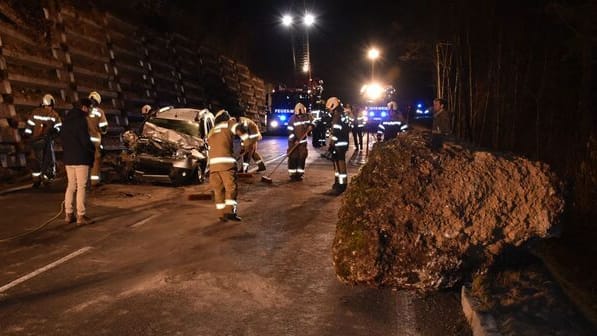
[105,0,438,105]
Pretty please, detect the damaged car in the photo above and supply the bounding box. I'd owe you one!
[121,107,214,186]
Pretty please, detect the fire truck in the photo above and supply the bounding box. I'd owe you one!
[265,80,324,135]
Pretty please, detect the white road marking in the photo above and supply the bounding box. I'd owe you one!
[131,214,160,228]
[0,246,92,294]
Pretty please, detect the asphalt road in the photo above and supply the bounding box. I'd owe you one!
[0,136,470,336]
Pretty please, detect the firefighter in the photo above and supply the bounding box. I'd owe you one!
[287,102,314,181]
[377,101,408,142]
[311,104,331,148]
[24,94,62,187]
[345,104,365,151]
[327,97,350,194]
[207,110,241,222]
[87,91,108,185]
[235,116,266,173]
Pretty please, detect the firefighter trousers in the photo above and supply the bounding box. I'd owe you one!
[29,138,56,182]
[242,142,265,172]
[332,148,348,190]
[288,142,308,176]
[210,169,238,216]
[352,128,364,150]
[90,144,102,184]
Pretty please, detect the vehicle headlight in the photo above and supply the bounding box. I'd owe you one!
[270,120,279,128]
[174,149,190,160]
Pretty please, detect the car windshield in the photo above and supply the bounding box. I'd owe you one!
[149,118,200,137]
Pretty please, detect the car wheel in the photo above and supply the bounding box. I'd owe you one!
[170,168,193,187]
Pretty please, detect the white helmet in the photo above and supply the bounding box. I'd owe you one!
[141,104,152,115]
[88,91,102,105]
[41,94,55,107]
[294,103,306,115]
[387,101,398,110]
[326,97,341,111]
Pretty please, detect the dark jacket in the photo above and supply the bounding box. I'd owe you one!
[61,108,95,166]
[432,109,452,135]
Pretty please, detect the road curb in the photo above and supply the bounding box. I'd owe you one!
[461,286,502,336]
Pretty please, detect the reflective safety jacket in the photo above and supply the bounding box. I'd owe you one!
[238,117,262,145]
[207,119,239,172]
[25,107,62,140]
[377,114,408,141]
[287,113,314,144]
[354,110,367,129]
[87,107,108,147]
[331,107,350,150]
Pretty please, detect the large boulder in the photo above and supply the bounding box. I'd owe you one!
[333,131,564,291]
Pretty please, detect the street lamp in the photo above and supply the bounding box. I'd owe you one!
[282,14,293,27]
[303,12,316,82]
[367,47,380,81]
[304,13,315,27]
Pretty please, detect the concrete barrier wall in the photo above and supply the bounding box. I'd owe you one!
[0,4,268,171]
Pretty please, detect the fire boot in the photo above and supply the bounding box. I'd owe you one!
[257,161,266,172]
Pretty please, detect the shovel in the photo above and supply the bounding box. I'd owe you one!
[261,130,310,184]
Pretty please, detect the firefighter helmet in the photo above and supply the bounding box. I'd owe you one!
[294,103,306,115]
[387,101,398,111]
[141,104,152,115]
[325,97,341,111]
[88,91,102,105]
[214,109,230,124]
[41,94,55,107]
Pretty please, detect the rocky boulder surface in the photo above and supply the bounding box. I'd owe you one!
[333,131,564,291]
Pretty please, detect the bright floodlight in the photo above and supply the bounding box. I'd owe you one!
[304,13,315,27]
[368,48,380,60]
[282,15,293,27]
[363,82,384,101]
[302,63,310,73]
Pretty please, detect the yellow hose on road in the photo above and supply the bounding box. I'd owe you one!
[0,201,65,243]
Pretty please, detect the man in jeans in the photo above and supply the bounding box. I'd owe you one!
[61,98,96,225]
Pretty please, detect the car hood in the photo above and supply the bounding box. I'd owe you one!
[142,122,205,149]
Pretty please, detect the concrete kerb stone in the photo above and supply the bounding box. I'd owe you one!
[461,286,503,336]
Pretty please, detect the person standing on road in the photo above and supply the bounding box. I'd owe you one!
[236,116,266,173]
[87,91,108,186]
[346,104,365,151]
[327,97,350,195]
[432,98,452,135]
[377,101,408,142]
[24,94,62,187]
[207,110,242,222]
[61,98,95,225]
[287,103,314,181]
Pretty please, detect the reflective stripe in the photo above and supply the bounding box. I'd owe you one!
[335,141,349,147]
[90,175,100,181]
[90,109,102,118]
[33,115,56,122]
[338,174,348,185]
[287,126,295,131]
[383,121,403,126]
[378,125,386,130]
[209,157,237,165]
[294,121,310,126]
[299,139,308,144]
[225,200,237,206]
[27,119,36,126]
[24,129,33,134]
[335,172,340,176]
[216,123,229,129]
[377,130,384,134]
[54,123,62,129]
[297,169,305,173]
[256,160,263,164]
[216,203,226,210]
[248,134,260,139]
[331,136,338,141]
[98,121,108,127]
[288,169,298,174]
[90,137,101,143]
[240,134,249,141]
[333,124,342,129]
[32,172,42,177]
[242,163,249,168]
[401,125,409,131]
[230,123,238,133]
[289,134,295,139]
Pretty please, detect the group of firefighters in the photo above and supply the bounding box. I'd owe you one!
[24,90,450,224]
[24,91,108,188]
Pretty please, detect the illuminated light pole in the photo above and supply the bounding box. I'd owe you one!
[281,14,297,74]
[303,12,315,82]
[367,47,380,81]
